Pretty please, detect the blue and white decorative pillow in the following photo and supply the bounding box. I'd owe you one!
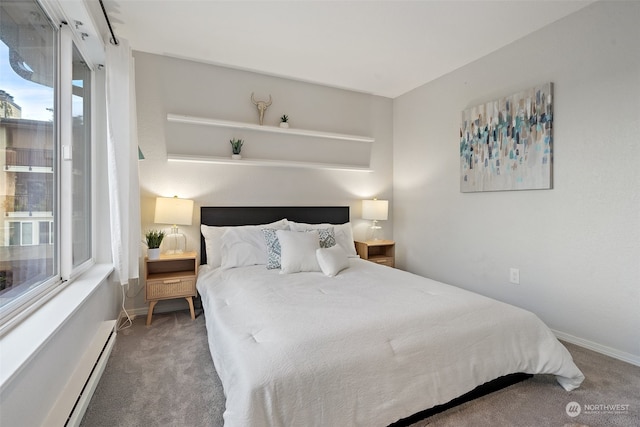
[316,227,336,249]
[262,228,282,269]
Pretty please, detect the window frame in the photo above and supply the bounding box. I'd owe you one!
[0,0,100,334]
[70,41,93,269]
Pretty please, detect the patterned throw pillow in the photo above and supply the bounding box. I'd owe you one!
[262,228,282,269]
[316,227,336,248]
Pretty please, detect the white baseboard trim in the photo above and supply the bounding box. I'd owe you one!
[553,329,640,367]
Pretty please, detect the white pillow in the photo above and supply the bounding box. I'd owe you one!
[276,229,321,274]
[220,219,288,269]
[289,221,357,257]
[316,244,350,277]
[201,224,229,268]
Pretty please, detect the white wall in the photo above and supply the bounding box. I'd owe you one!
[133,52,394,312]
[393,0,639,363]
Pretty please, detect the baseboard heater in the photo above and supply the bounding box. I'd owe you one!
[45,320,117,426]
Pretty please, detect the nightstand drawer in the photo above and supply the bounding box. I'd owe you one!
[370,256,394,267]
[146,278,196,300]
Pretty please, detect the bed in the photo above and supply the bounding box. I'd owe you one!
[196,206,584,427]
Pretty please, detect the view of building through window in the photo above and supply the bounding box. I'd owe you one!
[72,44,91,267]
[0,0,57,309]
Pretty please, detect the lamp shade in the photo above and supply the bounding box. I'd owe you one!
[362,199,388,221]
[154,196,194,226]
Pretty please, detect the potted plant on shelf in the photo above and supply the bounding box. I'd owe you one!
[145,229,165,260]
[230,138,244,159]
[279,114,289,129]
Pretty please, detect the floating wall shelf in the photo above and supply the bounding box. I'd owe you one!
[167,154,373,173]
[167,114,375,143]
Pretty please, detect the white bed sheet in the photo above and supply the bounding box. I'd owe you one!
[197,259,584,427]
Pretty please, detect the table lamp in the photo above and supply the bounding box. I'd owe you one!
[362,198,388,240]
[154,196,194,254]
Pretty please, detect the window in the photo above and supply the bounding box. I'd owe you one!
[71,44,91,267]
[0,0,94,328]
[38,221,52,245]
[0,0,57,316]
[7,222,19,246]
[20,221,32,245]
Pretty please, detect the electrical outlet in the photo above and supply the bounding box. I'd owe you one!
[509,268,520,285]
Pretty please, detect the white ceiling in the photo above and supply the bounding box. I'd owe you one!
[104,0,593,98]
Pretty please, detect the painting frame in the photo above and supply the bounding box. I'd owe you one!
[460,82,553,192]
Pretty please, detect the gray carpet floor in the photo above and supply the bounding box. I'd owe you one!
[81,310,639,427]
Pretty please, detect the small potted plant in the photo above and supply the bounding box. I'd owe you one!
[145,229,165,259]
[279,114,289,129]
[230,138,244,159]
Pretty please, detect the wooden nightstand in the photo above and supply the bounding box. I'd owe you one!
[145,251,198,326]
[355,240,395,268]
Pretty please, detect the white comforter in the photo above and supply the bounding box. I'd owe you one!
[197,259,584,427]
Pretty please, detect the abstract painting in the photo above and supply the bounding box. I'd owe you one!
[460,83,553,192]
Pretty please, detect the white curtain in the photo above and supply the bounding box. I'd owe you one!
[105,39,141,286]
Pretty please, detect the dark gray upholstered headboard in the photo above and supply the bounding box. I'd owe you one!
[200,206,349,265]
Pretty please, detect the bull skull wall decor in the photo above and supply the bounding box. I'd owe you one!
[251,92,272,125]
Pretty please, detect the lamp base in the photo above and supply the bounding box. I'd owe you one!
[368,224,383,241]
[162,229,186,254]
